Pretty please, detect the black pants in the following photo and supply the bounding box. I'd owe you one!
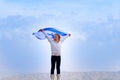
[51,56,61,74]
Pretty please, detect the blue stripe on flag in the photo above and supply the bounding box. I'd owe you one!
[43,27,67,36]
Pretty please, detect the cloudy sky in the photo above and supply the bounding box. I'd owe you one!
[0,0,120,74]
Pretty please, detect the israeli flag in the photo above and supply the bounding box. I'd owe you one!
[33,27,67,40]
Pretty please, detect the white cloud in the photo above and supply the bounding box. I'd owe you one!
[97,41,104,46]
[0,34,2,40]
[0,51,13,75]
[71,31,87,41]
[5,32,13,40]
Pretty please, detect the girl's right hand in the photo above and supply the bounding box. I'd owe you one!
[39,29,43,32]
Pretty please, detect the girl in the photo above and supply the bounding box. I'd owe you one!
[39,29,71,80]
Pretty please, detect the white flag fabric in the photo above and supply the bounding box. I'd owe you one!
[33,27,68,40]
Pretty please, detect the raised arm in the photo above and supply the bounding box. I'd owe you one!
[39,29,52,42]
[61,34,71,43]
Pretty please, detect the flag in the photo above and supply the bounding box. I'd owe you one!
[33,27,67,40]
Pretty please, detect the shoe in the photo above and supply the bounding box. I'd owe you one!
[50,74,54,80]
[57,74,61,80]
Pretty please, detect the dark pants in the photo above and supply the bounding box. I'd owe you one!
[51,56,61,74]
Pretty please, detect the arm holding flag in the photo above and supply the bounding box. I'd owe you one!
[60,34,71,43]
[39,29,52,42]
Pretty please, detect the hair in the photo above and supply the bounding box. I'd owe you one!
[54,34,60,40]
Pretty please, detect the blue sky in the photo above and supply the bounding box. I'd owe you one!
[0,0,120,74]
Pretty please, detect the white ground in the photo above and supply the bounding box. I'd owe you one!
[0,72,120,80]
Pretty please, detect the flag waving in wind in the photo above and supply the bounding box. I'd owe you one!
[33,27,68,40]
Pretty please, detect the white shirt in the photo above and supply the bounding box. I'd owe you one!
[42,31,69,56]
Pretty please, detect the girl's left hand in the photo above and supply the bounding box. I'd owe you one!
[69,34,71,36]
